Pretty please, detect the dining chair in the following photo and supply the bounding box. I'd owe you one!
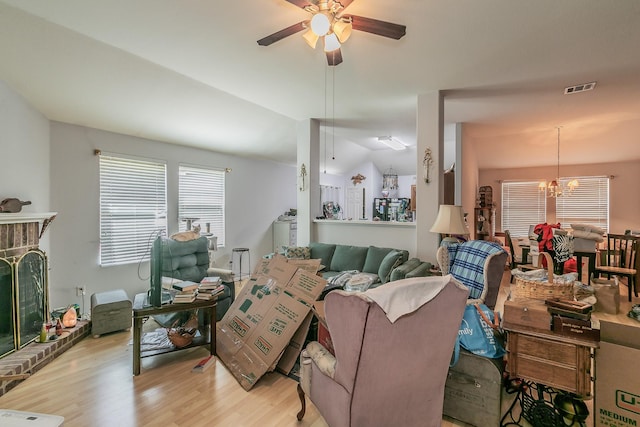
[505,230,529,283]
[594,233,638,302]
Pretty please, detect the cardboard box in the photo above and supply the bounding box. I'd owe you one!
[596,342,640,427]
[216,257,326,390]
[594,302,640,427]
[573,237,597,253]
[286,258,322,274]
[275,310,313,375]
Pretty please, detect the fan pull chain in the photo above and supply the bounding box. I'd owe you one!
[323,64,328,174]
[332,65,335,160]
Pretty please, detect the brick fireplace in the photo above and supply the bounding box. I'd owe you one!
[0,212,91,396]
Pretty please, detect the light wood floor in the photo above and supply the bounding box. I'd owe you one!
[0,272,536,427]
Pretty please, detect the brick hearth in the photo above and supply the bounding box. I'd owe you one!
[0,320,91,397]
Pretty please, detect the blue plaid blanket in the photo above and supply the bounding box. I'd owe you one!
[447,241,505,300]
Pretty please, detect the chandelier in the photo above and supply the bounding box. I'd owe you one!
[539,127,579,198]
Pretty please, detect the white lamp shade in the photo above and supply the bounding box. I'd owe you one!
[311,13,330,36]
[430,205,469,235]
[323,32,341,52]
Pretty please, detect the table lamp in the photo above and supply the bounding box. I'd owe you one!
[430,204,469,244]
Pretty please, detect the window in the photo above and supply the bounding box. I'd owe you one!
[99,155,167,266]
[178,165,226,247]
[556,176,609,231]
[501,181,546,238]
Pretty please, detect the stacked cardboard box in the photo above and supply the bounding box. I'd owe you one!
[216,256,326,390]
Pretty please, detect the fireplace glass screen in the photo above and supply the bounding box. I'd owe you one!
[16,251,47,348]
[0,258,15,358]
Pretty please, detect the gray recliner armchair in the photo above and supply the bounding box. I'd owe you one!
[160,236,234,320]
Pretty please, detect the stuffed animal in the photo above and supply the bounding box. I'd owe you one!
[170,225,201,241]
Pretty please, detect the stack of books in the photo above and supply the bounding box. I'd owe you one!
[172,280,199,303]
[545,299,600,341]
[197,278,226,300]
[200,276,221,286]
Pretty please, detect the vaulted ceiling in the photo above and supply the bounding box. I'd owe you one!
[1,0,639,176]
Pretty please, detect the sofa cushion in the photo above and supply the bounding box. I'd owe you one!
[330,245,369,272]
[284,246,310,259]
[362,246,395,274]
[405,261,433,279]
[378,250,405,284]
[390,257,422,282]
[310,242,337,271]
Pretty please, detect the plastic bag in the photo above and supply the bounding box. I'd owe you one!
[451,304,505,366]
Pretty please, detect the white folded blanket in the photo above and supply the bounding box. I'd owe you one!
[364,275,454,323]
[571,229,605,242]
[571,223,606,236]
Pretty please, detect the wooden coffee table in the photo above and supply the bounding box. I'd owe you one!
[132,293,216,375]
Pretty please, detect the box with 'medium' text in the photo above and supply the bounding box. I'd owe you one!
[595,311,640,427]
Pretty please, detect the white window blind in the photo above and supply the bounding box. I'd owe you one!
[178,165,226,247]
[502,181,546,238]
[99,155,167,266]
[556,176,609,231]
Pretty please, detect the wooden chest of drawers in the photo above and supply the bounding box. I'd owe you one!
[503,297,598,397]
[506,331,594,397]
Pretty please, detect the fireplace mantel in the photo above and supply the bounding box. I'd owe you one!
[0,212,57,225]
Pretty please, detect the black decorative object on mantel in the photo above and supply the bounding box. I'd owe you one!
[0,198,31,213]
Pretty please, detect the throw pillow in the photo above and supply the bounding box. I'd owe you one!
[389,257,422,282]
[378,250,404,284]
[330,245,369,272]
[362,246,394,274]
[310,242,337,271]
[284,246,310,259]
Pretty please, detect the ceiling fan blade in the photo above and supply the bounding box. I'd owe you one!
[257,21,307,46]
[334,0,355,10]
[348,15,406,40]
[285,0,315,8]
[326,48,343,66]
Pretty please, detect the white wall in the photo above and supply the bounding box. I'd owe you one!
[48,122,296,309]
[0,81,51,252]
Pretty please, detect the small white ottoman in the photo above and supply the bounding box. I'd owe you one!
[90,289,132,338]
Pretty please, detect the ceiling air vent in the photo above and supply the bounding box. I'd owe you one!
[564,81,597,95]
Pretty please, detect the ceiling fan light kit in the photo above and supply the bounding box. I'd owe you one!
[258,0,406,65]
[303,29,320,48]
[333,17,353,43]
[311,12,331,36]
[324,33,341,52]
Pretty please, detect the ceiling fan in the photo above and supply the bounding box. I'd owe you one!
[257,0,406,66]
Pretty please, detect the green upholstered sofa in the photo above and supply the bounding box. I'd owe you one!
[298,242,433,286]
